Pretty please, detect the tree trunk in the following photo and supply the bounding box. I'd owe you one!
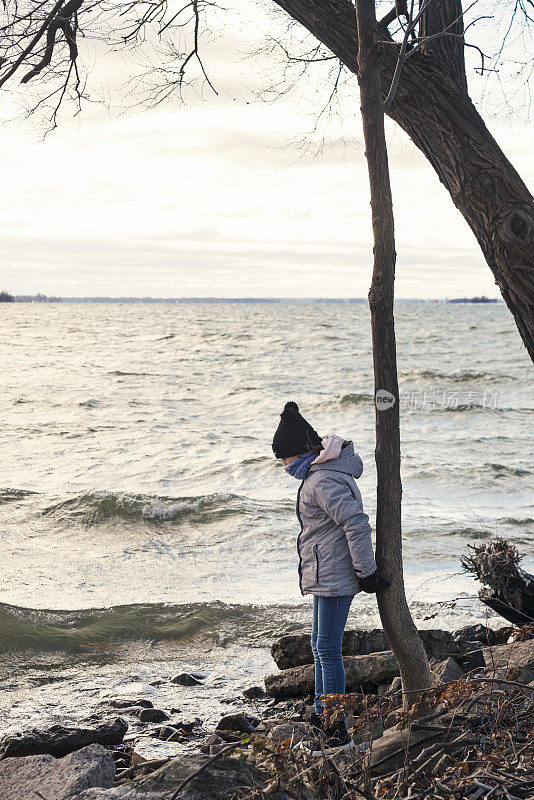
[354,0,432,703]
[273,0,534,362]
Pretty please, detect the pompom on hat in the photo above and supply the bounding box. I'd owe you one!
[272,401,322,459]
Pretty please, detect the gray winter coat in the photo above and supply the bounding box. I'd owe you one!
[296,440,376,597]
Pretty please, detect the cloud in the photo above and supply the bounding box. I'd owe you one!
[1,3,532,299]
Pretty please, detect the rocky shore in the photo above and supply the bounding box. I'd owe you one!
[1,623,532,800]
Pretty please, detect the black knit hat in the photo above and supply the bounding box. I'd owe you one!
[272,401,322,459]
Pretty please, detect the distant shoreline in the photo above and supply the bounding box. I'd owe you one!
[2,296,504,304]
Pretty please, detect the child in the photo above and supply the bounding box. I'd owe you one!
[272,401,389,747]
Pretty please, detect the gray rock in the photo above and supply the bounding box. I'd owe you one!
[265,651,399,698]
[216,713,259,733]
[171,673,203,686]
[243,686,265,699]
[483,638,534,678]
[457,648,485,673]
[334,649,400,688]
[354,718,383,745]
[74,789,160,799]
[271,628,460,670]
[76,754,289,800]
[157,726,182,742]
[0,718,128,759]
[268,722,309,745]
[367,727,444,776]
[271,629,389,669]
[518,668,534,684]
[431,657,464,685]
[383,711,401,729]
[200,733,224,754]
[117,706,146,718]
[453,624,496,647]
[138,708,169,724]
[385,676,402,709]
[166,720,197,735]
[418,630,459,660]
[0,744,114,800]
[108,699,153,710]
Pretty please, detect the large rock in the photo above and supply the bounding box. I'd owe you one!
[265,651,399,698]
[0,718,127,760]
[75,755,289,800]
[419,630,459,660]
[268,722,310,746]
[430,657,464,685]
[271,629,389,669]
[453,624,499,647]
[271,629,461,670]
[138,708,169,724]
[367,727,444,776]
[457,648,485,673]
[483,638,534,681]
[0,744,114,800]
[216,714,260,733]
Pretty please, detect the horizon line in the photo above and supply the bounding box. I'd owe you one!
[6,295,504,303]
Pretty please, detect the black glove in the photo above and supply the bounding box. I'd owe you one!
[359,569,391,593]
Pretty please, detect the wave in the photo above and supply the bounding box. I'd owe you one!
[0,601,267,652]
[40,491,253,525]
[79,399,101,408]
[443,527,494,539]
[407,462,531,481]
[487,463,531,478]
[339,393,374,406]
[401,369,511,382]
[0,488,37,504]
[431,402,498,413]
[108,370,157,377]
[227,387,259,396]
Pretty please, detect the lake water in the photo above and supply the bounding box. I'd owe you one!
[0,300,532,734]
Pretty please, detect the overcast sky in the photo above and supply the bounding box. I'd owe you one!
[1,0,533,299]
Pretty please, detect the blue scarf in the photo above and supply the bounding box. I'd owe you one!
[284,450,316,480]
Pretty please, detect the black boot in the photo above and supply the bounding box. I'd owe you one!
[323,719,350,748]
[309,712,324,733]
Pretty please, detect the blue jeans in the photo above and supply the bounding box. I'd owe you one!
[311,594,354,716]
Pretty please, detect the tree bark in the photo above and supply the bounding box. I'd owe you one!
[273,0,534,362]
[419,0,467,91]
[354,0,432,703]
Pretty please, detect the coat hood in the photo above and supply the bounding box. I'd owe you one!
[307,440,363,479]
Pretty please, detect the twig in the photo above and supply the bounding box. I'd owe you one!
[115,757,170,782]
